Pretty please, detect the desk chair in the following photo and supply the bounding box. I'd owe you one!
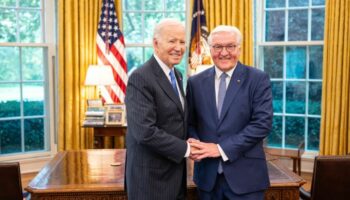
[0,162,27,200]
[299,155,350,200]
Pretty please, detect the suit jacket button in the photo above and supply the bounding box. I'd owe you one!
[218,134,221,137]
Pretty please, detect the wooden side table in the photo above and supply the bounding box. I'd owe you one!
[264,147,302,175]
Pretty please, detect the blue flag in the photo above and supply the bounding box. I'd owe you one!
[189,0,211,72]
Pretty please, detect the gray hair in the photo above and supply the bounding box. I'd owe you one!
[153,18,185,39]
[208,25,243,45]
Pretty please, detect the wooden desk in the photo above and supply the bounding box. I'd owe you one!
[26,149,305,200]
[83,125,127,148]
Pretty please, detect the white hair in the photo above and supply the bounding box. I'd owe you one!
[208,25,243,45]
[153,18,185,39]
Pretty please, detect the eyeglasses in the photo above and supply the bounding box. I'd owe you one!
[211,44,240,52]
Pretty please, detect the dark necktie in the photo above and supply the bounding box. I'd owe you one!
[217,73,227,174]
[217,73,228,117]
[169,70,179,96]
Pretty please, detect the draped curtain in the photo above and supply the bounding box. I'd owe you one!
[320,0,350,155]
[196,0,253,65]
[57,0,123,150]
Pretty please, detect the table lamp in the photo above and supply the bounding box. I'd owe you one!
[84,65,116,100]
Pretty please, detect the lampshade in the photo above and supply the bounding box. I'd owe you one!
[85,65,116,86]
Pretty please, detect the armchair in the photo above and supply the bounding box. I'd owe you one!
[299,155,350,200]
[0,162,27,200]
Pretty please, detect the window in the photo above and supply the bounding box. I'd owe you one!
[254,0,325,151]
[122,0,187,76]
[0,0,56,159]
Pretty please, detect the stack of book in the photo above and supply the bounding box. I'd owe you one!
[83,107,105,126]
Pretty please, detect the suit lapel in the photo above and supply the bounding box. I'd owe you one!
[204,68,219,122]
[152,57,184,113]
[174,69,185,99]
[218,62,246,126]
[174,69,187,113]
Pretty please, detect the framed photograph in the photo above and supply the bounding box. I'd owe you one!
[87,99,103,107]
[105,110,125,125]
[105,103,125,111]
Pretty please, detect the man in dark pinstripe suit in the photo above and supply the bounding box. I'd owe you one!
[125,18,190,200]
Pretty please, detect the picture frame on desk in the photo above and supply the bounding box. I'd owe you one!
[87,99,103,107]
[105,110,125,125]
[105,103,125,111]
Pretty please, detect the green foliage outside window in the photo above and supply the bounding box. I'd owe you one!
[0,100,44,154]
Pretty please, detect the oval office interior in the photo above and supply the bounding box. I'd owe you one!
[0,0,350,200]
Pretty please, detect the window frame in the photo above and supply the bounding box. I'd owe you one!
[0,0,57,171]
[254,0,324,155]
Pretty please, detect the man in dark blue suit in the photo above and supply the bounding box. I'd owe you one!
[187,25,273,200]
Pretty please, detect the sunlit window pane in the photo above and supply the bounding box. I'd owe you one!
[0,120,21,154]
[0,84,20,117]
[22,47,44,81]
[123,13,142,43]
[144,47,153,61]
[309,46,323,79]
[19,10,42,43]
[308,117,320,150]
[288,10,308,41]
[0,0,16,7]
[286,81,305,114]
[285,116,304,148]
[286,46,306,79]
[23,83,44,116]
[266,0,285,8]
[165,12,185,22]
[144,0,163,10]
[289,0,308,7]
[19,0,41,8]
[24,118,44,151]
[265,11,285,41]
[263,46,283,78]
[122,0,141,10]
[267,116,282,147]
[271,81,283,113]
[0,8,17,42]
[126,47,142,72]
[308,82,322,115]
[311,8,325,41]
[144,13,163,44]
[166,0,185,11]
[312,0,325,6]
[0,47,20,81]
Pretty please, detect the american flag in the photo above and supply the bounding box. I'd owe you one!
[189,0,211,73]
[97,0,127,103]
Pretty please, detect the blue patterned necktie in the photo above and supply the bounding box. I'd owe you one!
[217,72,228,117]
[169,70,179,97]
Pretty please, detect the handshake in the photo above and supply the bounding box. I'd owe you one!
[188,138,221,161]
